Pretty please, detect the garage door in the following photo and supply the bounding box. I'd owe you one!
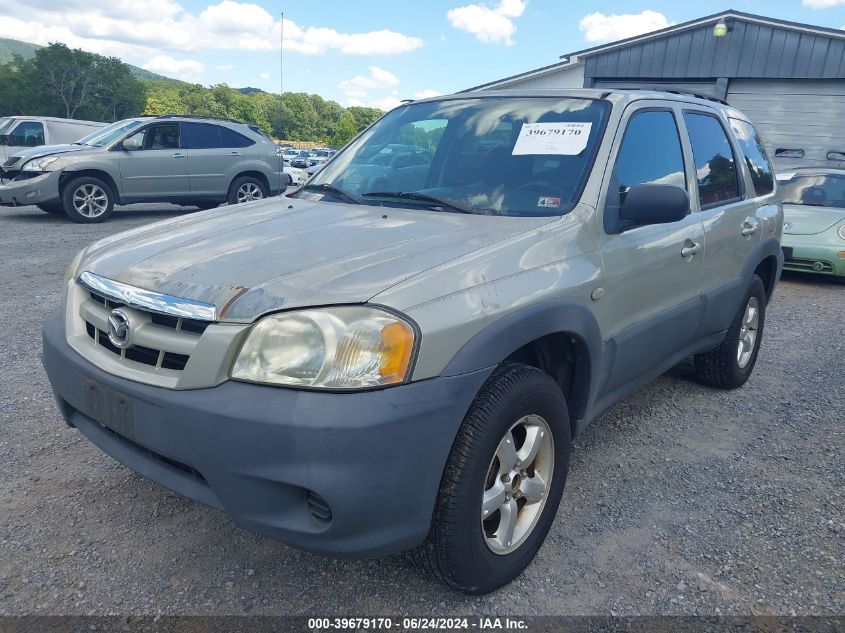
[728,80,845,170]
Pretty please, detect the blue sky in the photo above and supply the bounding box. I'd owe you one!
[0,0,843,109]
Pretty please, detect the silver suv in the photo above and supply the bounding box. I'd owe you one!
[42,90,783,593]
[0,115,285,222]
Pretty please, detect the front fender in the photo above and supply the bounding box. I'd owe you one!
[441,299,605,421]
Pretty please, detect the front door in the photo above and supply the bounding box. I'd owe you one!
[595,104,705,394]
[118,123,189,198]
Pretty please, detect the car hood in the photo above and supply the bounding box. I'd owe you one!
[1,143,92,167]
[80,197,554,321]
[783,204,845,235]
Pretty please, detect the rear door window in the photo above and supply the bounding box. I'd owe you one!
[184,123,221,149]
[729,118,774,197]
[683,112,741,208]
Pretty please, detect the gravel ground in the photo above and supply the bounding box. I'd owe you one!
[0,203,842,617]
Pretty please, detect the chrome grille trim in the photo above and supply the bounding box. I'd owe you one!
[78,271,217,321]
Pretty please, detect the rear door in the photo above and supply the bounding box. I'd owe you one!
[118,122,188,197]
[595,103,706,394]
[182,122,241,197]
[679,109,766,334]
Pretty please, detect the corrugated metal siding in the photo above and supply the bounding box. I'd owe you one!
[727,79,845,169]
[492,64,585,90]
[593,80,720,98]
[585,20,845,80]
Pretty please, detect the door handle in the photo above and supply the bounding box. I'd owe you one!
[742,219,759,237]
[229,151,243,156]
[681,240,701,259]
[172,152,185,159]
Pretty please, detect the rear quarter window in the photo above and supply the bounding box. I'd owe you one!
[220,127,255,148]
[683,112,741,208]
[729,118,774,197]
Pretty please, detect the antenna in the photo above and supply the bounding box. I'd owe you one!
[280,12,284,96]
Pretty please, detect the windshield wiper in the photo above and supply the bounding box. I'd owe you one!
[362,191,477,214]
[295,183,364,204]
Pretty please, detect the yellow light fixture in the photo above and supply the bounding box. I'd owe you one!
[714,20,729,37]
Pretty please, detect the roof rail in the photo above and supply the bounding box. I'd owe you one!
[618,86,729,106]
[154,113,246,124]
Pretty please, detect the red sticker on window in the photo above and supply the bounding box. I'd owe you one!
[537,196,561,208]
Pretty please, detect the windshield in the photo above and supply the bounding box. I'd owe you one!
[304,96,610,216]
[76,119,144,147]
[778,173,845,208]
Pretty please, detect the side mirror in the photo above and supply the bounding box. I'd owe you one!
[618,184,690,229]
[122,137,141,151]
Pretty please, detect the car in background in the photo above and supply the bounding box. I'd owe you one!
[308,148,334,167]
[305,162,325,177]
[285,165,308,185]
[291,150,312,169]
[0,116,105,164]
[0,114,285,222]
[777,168,845,277]
[281,148,300,164]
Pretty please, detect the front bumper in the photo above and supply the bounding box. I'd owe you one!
[42,310,491,557]
[781,236,845,277]
[0,171,61,207]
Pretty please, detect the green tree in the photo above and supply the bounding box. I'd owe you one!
[330,110,359,148]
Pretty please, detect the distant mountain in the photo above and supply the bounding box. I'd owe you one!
[238,87,264,95]
[0,36,180,82]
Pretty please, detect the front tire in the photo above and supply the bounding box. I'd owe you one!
[694,275,767,389]
[227,176,267,205]
[61,176,115,223]
[410,363,571,594]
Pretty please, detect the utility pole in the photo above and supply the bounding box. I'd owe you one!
[280,12,284,96]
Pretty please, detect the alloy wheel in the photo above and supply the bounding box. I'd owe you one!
[72,184,109,218]
[737,295,760,368]
[236,182,263,203]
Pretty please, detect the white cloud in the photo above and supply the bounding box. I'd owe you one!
[414,89,442,99]
[579,10,671,43]
[215,63,234,71]
[260,71,270,79]
[338,66,399,100]
[142,55,205,82]
[802,0,845,7]
[447,0,527,45]
[0,0,423,64]
[371,96,403,111]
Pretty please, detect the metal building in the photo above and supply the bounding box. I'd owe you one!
[467,10,845,168]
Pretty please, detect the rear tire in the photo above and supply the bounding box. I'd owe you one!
[61,176,115,223]
[227,176,267,205]
[36,202,64,215]
[409,363,571,594]
[694,275,767,389]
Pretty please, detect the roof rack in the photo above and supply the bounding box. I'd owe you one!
[607,87,729,106]
[154,113,246,125]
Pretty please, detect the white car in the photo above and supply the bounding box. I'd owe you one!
[284,165,308,185]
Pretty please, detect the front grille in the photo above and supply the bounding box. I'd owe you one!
[79,290,209,373]
[784,258,834,273]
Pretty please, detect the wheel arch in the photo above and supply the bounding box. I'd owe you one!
[229,170,271,196]
[59,169,121,204]
[743,236,784,303]
[440,300,604,435]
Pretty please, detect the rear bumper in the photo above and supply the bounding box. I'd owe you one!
[781,237,845,277]
[42,310,491,557]
[0,171,61,206]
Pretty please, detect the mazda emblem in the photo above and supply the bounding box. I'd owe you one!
[107,308,132,349]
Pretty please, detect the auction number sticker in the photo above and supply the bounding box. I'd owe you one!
[512,122,592,156]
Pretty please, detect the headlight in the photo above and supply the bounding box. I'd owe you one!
[62,249,85,303]
[838,224,845,241]
[22,156,60,172]
[231,306,416,389]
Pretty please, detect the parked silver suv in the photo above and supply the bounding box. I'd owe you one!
[42,90,783,593]
[0,115,285,222]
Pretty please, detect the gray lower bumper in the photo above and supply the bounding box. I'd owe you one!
[0,171,61,206]
[42,310,492,557]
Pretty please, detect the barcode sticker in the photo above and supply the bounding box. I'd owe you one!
[512,122,592,156]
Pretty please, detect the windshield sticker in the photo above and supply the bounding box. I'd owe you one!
[512,122,592,156]
[538,196,561,208]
